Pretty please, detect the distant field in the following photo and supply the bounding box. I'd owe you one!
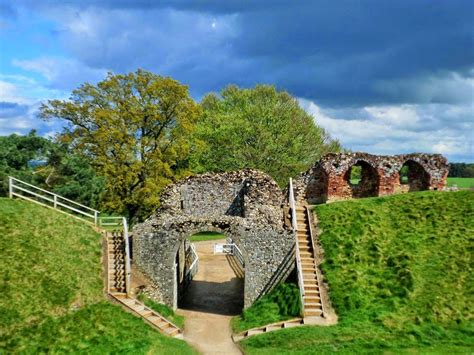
[0,198,195,354]
[447,177,474,189]
[189,231,226,242]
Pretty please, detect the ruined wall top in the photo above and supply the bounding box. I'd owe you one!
[316,152,449,178]
[134,168,287,238]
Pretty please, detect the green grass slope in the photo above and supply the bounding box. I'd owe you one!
[0,198,195,354]
[242,191,474,354]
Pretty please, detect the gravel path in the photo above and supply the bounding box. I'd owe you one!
[177,240,244,355]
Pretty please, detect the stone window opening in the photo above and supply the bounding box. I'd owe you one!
[344,160,379,198]
[399,160,430,192]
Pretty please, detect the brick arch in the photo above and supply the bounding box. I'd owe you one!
[399,159,431,192]
[343,159,380,198]
[133,170,294,310]
[293,152,449,203]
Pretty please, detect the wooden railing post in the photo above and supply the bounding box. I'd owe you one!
[8,176,13,199]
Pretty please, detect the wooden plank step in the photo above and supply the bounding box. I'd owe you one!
[266,324,284,331]
[166,328,180,337]
[138,309,153,317]
[146,315,162,323]
[305,310,323,316]
[247,329,265,336]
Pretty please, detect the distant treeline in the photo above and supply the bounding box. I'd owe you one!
[449,163,474,177]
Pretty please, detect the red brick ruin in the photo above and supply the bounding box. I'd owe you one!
[293,152,449,204]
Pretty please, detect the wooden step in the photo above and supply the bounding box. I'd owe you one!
[138,308,153,317]
[165,327,180,337]
[247,328,265,336]
[305,310,323,317]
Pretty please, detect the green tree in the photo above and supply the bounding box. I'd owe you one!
[40,70,201,221]
[0,130,50,195]
[37,143,106,209]
[191,85,341,186]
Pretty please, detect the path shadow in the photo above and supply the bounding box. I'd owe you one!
[179,278,244,316]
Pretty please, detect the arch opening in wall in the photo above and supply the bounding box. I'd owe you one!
[174,230,245,316]
[399,160,430,192]
[344,160,379,198]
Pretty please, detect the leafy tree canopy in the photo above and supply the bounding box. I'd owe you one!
[191,85,341,186]
[448,163,474,178]
[0,131,104,209]
[40,69,201,221]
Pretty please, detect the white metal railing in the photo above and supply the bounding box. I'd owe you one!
[8,176,100,225]
[305,207,325,317]
[289,178,305,314]
[187,243,199,280]
[214,239,245,268]
[8,176,131,296]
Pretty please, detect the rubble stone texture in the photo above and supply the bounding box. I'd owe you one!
[133,169,294,309]
[293,152,449,204]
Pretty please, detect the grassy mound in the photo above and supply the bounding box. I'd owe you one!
[241,191,473,354]
[232,283,301,333]
[0,198,195,354]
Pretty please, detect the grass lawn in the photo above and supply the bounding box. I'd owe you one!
[447,177,474,189]
[189,231,226,242]
[232,283,301,333]
[241,191,474,354]
[0,198,196,354]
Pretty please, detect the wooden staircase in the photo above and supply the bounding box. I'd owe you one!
[107,232,126,293]
[295,206,324,319]
[106,232,183,338]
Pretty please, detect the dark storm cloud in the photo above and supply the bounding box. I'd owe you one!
[18,0,474,106]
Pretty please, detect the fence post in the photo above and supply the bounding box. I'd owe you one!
[94,211,98,226]
[8,176,13,199]
[53,195,57,209]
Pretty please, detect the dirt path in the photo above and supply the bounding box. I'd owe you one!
[177,240,243,355]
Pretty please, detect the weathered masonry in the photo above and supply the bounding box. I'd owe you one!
[133,169,294,309]
[292,152,449,204]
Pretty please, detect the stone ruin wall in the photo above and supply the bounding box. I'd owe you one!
[133,152,449,309]
[293,152,449,204]
[133,169,294,309]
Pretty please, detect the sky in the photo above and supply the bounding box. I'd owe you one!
[0,0,473,162]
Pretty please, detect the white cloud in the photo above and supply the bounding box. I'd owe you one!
[299,98,474,162]
[13,56,107,91]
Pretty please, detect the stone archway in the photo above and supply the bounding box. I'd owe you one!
[344,160,380,198]
[133,170,294,310]
[399,160,431,192]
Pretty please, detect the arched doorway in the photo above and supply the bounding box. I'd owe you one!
[399,160,430,192]
[344,160,379,198]
[175,231,244,315]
